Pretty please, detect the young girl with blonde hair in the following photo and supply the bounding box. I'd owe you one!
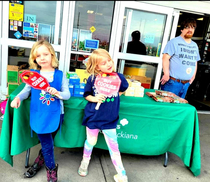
[78,48,129,182]
[10,40,70,182]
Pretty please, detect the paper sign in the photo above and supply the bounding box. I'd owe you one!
[90,26,96,33]
[144,33,155,44]
[95,72,121,97]
[94,72,121,110]
[19,71,49,90]
[84,39,99,49]
[19,70,62,99]
[14,31,22,39]
[23,22,38,38]
[24,14,36,23]
[9,3,24,21]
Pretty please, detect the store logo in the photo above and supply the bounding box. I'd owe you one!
[117,118,138,140]
[120,118,128,126]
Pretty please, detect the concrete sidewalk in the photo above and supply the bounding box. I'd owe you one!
[0,113,210,182]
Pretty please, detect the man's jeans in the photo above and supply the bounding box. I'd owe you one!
[160,79,190,99]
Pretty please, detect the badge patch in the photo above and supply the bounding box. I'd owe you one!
[39,91,56,106]
[186,67,192,74]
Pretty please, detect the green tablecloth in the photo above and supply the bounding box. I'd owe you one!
[0,83,201,176]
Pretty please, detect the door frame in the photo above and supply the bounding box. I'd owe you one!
[111,1,176,89]
[0,1,69,99]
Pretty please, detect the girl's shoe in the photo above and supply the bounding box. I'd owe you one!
[78,159,89,177]
[114,174,128,182]
[24,149,44,178]
[46,163,58,182]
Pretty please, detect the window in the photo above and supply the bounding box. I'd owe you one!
[117,59,157,88]
[9,1,63,44]
[120,8,167,57]
[69,1,115,71]
[72,1,114,52]
[8,46,60,67]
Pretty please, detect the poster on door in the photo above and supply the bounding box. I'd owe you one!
[23,22,38,39]
[78,29,92,52]
[9,3,24,21]
[9,20,22,31]
[38,23,51,42]
[72,28,79,51]
[144,33,155,44]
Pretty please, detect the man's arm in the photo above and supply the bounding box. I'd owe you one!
[160,53,171,85]
[189,61,197,84]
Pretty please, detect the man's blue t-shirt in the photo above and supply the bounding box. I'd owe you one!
[163,36,200,80]
[82,73,128,130]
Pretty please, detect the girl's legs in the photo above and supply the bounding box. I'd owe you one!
[24,115,63,178]
[23,133,56,178]
[38,133,58,182]
[37,133,55,170]
[37,114,63,169]
[102,129,127,181]
[83,127,100,160]
[78,127,100,176]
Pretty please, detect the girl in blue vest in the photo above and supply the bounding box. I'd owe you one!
[78,49,129,182]
[10,40,70,182]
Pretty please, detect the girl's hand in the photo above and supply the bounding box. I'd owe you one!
[10,97,21,109]
[94,94,106,103]
[85,94,106,103]
[46,87,59,96]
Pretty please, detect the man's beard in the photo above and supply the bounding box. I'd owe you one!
[184,32,193,39]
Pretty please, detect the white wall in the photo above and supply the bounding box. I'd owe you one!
[141,1,210,15]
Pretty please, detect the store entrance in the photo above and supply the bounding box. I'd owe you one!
[112,1,175,89]
[176,11,210,112]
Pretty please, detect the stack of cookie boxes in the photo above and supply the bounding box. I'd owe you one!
[68,74,86,97]
[7,65,29,96]
[124,79,144,97]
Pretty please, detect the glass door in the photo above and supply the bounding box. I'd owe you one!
[63,1,115,74]
[112,2,174,89]
[0,1,69,99]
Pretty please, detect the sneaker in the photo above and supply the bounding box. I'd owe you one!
[78,159,89,177]
[114,174,128,182]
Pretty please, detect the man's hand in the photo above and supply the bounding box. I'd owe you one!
[189,77,194,84]
[160,74,170,85]
[189,62,197,84]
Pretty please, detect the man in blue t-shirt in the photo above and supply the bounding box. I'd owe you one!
[160,17,201,99]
